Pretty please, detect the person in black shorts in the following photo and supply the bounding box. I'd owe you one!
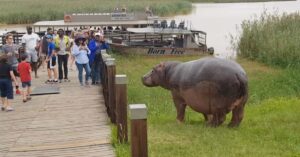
[45,35,58,83]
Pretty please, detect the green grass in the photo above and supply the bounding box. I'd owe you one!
[234,11,300,68]
[110,54,300,157]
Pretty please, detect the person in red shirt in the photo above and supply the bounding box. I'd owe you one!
[17,54,32,102]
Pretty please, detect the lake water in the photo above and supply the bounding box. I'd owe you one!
[171,0,300,58]
[1,1,300,58]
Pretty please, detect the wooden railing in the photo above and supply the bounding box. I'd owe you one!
[100,51,148,157]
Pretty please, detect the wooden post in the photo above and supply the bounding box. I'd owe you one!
[106,58,116,123]
[101,54,111,109]
[116,75,128,143]
[130,104,148,157]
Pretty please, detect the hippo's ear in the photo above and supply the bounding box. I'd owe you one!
[159,62,165,68]
[156,62,165,71]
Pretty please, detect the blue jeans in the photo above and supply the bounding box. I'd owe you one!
[75,62,91,84]
[91,60,101,83]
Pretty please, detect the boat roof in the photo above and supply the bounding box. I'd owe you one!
[33,20,153,27]
[126,27,194,35]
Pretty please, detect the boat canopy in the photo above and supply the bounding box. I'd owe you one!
[126,27,194,35]
[33,20,152,27]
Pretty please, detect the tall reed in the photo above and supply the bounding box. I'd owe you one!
[235,11,300,68]
[187,0,292,2]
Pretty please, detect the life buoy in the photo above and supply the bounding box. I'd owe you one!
[64,15,72,22]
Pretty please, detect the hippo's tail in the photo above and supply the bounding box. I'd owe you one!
[236,73,248,99]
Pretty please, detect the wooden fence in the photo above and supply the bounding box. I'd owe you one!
[100,51,148,157]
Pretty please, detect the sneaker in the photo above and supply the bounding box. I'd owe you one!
[64,79,70,82]
[59,80,62,83]
[5,106,14,112]
[53,80,59,83]
[45,80,52,84]
[16,89,21,95]
[23,99,27,103]
[27,96,32,100]
[1,106,5,111]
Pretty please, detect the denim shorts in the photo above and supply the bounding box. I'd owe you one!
[0,78,13,99]
[22,81,31,88]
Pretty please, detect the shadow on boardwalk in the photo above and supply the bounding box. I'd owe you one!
[0,67,115,157]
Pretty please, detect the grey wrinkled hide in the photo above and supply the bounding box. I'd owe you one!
[142,57,248,127]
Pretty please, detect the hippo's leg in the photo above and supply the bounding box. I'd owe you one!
[209,112,226,127]
[175,103,187,123]
[204,114,213,126]
[171,92,186,123]
[203,114,208,121]
[228,96,247,127]
[203,114,213,122]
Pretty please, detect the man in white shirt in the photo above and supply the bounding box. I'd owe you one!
[21,26,40,78]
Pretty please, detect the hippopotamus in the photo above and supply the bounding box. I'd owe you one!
[142,57,248,127]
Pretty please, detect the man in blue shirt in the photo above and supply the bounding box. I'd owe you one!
[88,33,109,85]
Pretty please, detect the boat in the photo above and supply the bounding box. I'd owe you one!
[0,8,214,56]
[107,20,214,56]
[33,10,159,32]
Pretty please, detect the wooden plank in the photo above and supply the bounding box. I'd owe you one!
[10,139,110,152]
[5,145,114,157]
[0,66,115,157]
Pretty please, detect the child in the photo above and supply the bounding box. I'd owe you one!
[45,35,58,83]
[0,54,18,111]
[17,54,32,102]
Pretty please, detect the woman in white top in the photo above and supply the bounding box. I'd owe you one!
[71,35,91,87]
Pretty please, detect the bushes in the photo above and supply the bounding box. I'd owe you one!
[236,11,300,68]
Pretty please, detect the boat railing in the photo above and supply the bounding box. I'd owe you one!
[0,32,25,46]
[106,31,174,42]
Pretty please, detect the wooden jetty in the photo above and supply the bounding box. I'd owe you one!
[0,68,115,157]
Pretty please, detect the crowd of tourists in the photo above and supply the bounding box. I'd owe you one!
[0,26,109,112]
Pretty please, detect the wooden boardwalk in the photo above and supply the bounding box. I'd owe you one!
[0,67,115,157]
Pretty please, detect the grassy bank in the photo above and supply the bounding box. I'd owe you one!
[111,54,300,157]
[0,0,191,24]
[235,12,300,68]
[0,0,294,24]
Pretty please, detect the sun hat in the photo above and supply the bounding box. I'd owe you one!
[95,32,103,36]
[75,34,86,42]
